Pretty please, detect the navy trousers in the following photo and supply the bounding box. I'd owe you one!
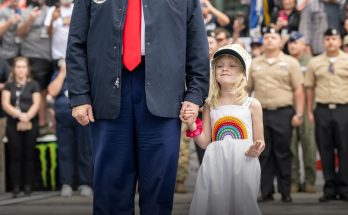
[56,111,93,186]
[91,62,181,215]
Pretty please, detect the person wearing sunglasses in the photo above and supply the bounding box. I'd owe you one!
[305,28,348,202]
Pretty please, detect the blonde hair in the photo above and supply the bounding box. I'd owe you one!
[8,57,31,82]
[206,55,248,109]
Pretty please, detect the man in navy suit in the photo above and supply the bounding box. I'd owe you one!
[66,0,210,214]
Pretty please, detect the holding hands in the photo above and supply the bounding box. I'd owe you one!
[179,101,199,129]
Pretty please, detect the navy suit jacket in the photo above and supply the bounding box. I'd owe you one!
[66,0,210,119]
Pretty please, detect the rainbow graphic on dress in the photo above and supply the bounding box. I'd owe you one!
[212,116,248,141]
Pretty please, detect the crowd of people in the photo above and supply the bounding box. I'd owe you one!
[176,0,348,205]
[0,0,346,209]
[0,0,92,198]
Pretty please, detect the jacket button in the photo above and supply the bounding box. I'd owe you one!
[146,82,150,86]
[113,46,117,49]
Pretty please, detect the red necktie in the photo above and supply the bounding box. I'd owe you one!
[123,0,142,71]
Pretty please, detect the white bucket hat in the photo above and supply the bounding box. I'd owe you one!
[211,44,251,79]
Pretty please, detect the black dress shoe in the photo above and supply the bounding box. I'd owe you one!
[319,195,337,202]
[281,195,292,202]
[339,195,348,202]
[258,195,274,202]
[24,185,32,196]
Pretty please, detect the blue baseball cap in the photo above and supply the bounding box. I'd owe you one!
[289,31,304,42]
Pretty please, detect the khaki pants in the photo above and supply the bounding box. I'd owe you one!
[291,110,317,186]
[0,118,7,193]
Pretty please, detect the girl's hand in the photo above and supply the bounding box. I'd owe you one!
[179,114,195,127]
[245,140,265,158]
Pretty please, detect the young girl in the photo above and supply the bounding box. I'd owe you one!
[2,57,41,197]
[180,44,265,215]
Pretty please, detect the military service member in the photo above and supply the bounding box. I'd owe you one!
[288,31,317,193]
[305,28,348,202]
[247,27,305,203]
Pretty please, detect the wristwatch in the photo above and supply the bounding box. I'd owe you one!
[296,114,304,121]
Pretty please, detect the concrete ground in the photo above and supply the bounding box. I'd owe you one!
[1,141,347,215]
[0,191,348,215]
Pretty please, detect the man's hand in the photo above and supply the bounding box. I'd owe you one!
[72,104,95,126]
[180,101,199,120]
[202,0,214,12]
[233,19,245,33]
[307,111,315,125]
[291,115,303,127]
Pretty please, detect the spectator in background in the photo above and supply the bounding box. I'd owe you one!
[214,27,230,48]
[342,17,348,36]
[231,15,246,47]
[343,35,348,52]
[200,0,230,32]
[323,0,344,35]
[44,0,72,70]
[271,0,301,52]
[299,0,328,56]
[287,31,317,194]
[305,28,348,202]
[16,0,53,136]
[45,0,93,198]
[250,38,263,58]
[207,30,218,62]
[48,62,93,198]
[248,27,305,203]
[1,57,40,198]
[0,55,10,194]
[343,0,348,19]
[0,0,22,65]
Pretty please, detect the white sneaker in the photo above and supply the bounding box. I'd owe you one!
[60,184,73,197]
[78,185,93,197]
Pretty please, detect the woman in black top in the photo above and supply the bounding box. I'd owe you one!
[1,57,40,198]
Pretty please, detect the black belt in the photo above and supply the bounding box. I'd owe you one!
[262,105,292,111]
[317,103,348,110]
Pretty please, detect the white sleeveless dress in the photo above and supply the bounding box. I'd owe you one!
[189,97,262,215]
